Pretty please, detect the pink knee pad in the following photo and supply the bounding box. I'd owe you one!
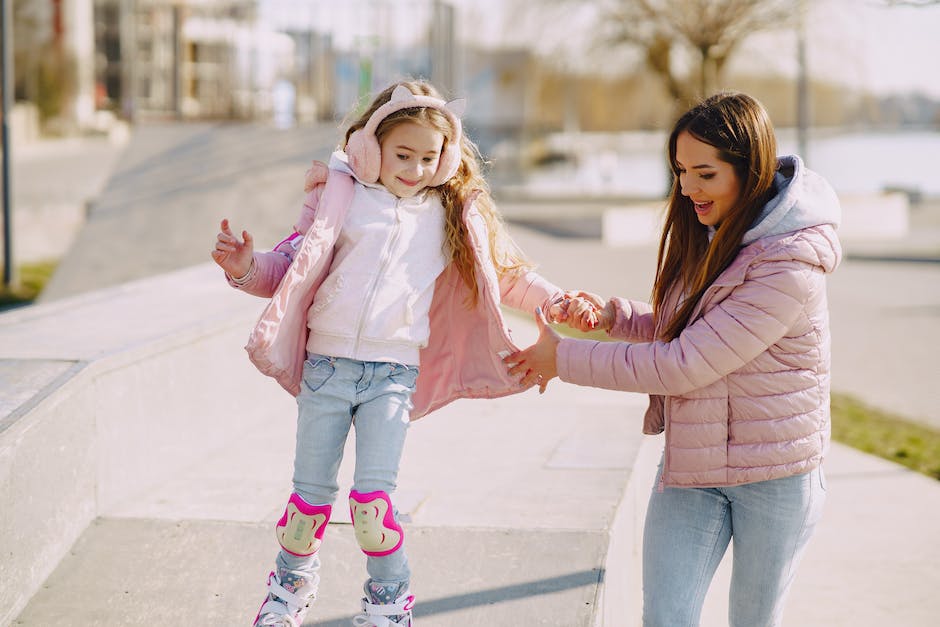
[349,490,404,557]
[275,493,332,557]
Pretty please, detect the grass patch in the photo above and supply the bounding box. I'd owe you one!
[0,260,58,310]
[831,393,940,481]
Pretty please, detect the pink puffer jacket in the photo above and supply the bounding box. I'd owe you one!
[557,156,842,487]
[230,164,563,419]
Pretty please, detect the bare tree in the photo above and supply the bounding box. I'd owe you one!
[530,0,795,107]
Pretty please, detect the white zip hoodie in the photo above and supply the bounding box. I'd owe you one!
[305,151,448,365]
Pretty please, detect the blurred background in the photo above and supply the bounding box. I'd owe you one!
[4,0,939,185]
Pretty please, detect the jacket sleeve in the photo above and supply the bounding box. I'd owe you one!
[606,297,656,342]
[463,208,565,315]
[558,260,811,395]
[499,269,564,318]
[227,184,324,298]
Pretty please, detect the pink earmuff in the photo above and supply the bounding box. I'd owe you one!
[346,85,465,187]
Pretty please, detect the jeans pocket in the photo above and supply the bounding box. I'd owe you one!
[818,467,827,492]
[302,355,335,393]
[388,364,419,390]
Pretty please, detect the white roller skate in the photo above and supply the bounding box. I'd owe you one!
[253,569,319,627]
[352,579,415,627]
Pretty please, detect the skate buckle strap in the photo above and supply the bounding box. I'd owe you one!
[256,601,300,627]
[268,578,310,613]
[352,591,415,626]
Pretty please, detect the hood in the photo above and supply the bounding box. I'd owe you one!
[329,150,358,179]
[742,155,841,246]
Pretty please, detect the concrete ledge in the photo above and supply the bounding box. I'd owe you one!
[595,434,663,626]
[0,264,289,625]
[838,191,910,240]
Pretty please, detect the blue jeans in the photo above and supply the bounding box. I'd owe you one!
[277,353,417,586]
[642,458,826,627]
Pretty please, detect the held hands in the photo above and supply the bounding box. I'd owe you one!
[550,291,613,333]
[211,218,254,279]
[503,307,562,395]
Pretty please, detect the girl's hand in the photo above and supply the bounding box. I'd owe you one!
[548,291,599,328]
[503,307,561,394]
[565,291,612,333]
[304,160,329,192]
[211,218,254,278]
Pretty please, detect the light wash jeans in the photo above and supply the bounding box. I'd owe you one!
[276,353,417,586]
[642,458,826,627]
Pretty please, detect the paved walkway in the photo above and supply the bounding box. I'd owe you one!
[6,126,940,625]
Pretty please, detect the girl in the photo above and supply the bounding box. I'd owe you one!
[211,80,570,627]
[507,92,842,626]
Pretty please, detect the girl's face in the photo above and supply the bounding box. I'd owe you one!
[674,130,742,228]
[378,121,445,198]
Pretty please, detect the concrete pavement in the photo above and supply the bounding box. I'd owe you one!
[2,264,652,626]
[4,125,940,625]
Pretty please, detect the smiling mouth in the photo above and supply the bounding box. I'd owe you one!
[693,201,713,214]
[398,177,420,186]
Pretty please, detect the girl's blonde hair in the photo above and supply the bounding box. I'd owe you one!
[655,92,779,340]
[344,80,531,305]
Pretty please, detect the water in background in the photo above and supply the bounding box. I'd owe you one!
[519,129,940,198]
[782,130,940,197]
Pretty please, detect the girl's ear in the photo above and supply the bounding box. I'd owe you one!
[445,98,466,118]
[389,84,414,103]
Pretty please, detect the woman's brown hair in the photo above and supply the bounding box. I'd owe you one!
[653,92,779,340]
[343,80,531,306]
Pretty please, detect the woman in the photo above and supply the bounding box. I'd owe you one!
[507,92,841,626]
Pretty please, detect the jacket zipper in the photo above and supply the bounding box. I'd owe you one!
[658,402,669,492]
[658,282,722,491]
[353,202,403,355]
[658,428,667,492]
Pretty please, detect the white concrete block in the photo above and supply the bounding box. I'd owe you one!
[602,206,663,247]
[837,192,909,240]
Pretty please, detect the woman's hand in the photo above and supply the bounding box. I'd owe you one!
[503,307,561,394]
[565,291,613,333]
[211,218,254,279]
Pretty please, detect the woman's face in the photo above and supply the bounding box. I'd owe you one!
[674,130,742,228]
[378,121,445,198]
